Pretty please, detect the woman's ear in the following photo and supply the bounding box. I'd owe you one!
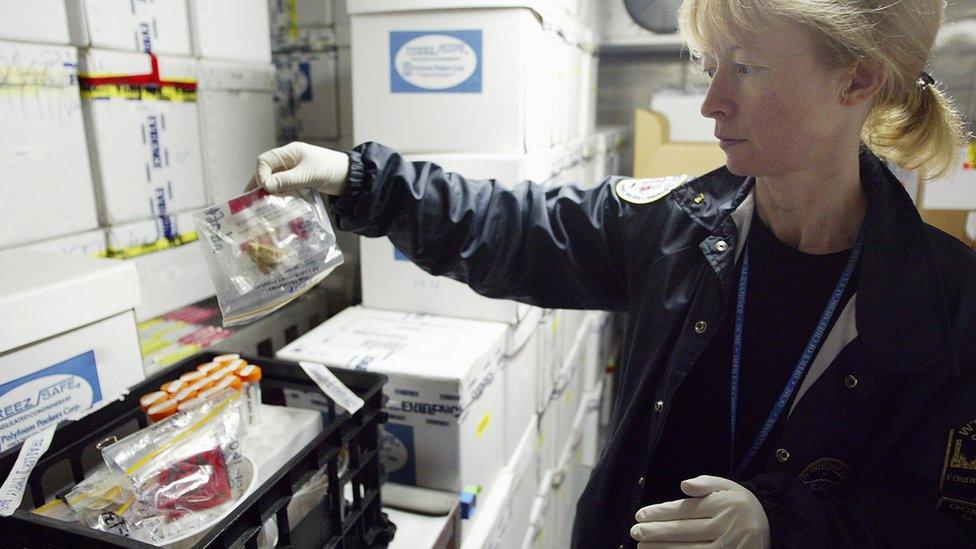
[841,57,886,106]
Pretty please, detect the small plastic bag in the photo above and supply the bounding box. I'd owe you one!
[195,188,343,326]
[61,464,142,536]
[100,390,247,543]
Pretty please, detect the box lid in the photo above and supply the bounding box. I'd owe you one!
[0,41,77,90]
[277,306,508,383]
[0,251,140,353]
[199,60,275,91]
[79,49,199,82]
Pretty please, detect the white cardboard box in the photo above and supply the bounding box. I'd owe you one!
[522,469,556,549]
[0,0,70,44]
[503,323,541,460]
[0,41,99,249]
[462,416,539,548]
[0,251,143,451]
[553,329,585,461]
[198,60,277,203]
[360,150,556,325]
[552,404,587,549]
[495,418,541,549]
[349,5,555,154]
[10,229,107,257]
[67,0,191,55]
[537,390,559,474]
[277,307,510,494]
[79,50,206,224]
[106,211,215,321]
[189,0,272,63]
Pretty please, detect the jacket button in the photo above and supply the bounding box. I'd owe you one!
[844,374,858,389]
[694,320,708,334]
[714,240,729,252]
[776,448,790,462]
[654,400,664,412]
[638,476,645,487]
[618,545,625,549]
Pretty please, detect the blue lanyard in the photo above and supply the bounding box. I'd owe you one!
[730,224,865,479]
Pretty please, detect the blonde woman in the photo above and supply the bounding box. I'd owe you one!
[252,0,973,546]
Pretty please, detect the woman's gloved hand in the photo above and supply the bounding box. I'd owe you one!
[630,476,771,549]
[247,142,350,195]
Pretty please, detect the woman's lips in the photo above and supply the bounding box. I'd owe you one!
[718,138,746,149]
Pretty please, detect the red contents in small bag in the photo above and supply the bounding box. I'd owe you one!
[154,447,232,514]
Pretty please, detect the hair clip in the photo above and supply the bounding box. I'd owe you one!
[916,71,935,90]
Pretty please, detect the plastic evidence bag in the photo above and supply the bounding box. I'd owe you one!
[195,188,343,326]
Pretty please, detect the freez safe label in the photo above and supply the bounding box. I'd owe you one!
[390,30,482,93]
[0,351,102,452]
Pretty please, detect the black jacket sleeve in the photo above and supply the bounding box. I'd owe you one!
[330,142,631,311]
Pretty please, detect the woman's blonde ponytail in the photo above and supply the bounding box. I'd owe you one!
[864,75,968,181]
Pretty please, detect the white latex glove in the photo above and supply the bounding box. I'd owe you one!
[248,141,350,195]
[630,476,770,549]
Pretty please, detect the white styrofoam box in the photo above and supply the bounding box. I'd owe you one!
[10,229,107,257]
[522,469,555,549]
[0,311,143,451]
[277,307,509,494]
[189,0,271,62]
[0,251,142,451]
[503,324,541,461]
[0,0,70,44]
[360,149,555,324]
[552,409,586,549]
[463,416,539,548]
[67,0,191,55]
[537,393,558,473]
[547,28,567,147]
[921,146,976,210]
[496,418,541,549]
[274,48,342,142]
[553,339,584,461]
[579,51,598,138]
[79,50,205,224]
[106,211,215,321]
[0,251,141,358]
[0,41,99,249]
[650,90,716,143]
[198,60,276,203]
[537,310,560,411]
[580,380,602,468]
[350,6,554,154]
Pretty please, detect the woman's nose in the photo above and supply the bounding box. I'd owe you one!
[701,79,733,120]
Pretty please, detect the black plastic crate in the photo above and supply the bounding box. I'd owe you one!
[0,352,396,548]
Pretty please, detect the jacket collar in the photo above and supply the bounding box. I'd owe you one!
[671,151,958,375]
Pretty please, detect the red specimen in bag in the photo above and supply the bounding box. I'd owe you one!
[154,447,232,514]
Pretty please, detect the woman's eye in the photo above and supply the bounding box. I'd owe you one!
[704,67,717,78]
[736,64,754,76]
